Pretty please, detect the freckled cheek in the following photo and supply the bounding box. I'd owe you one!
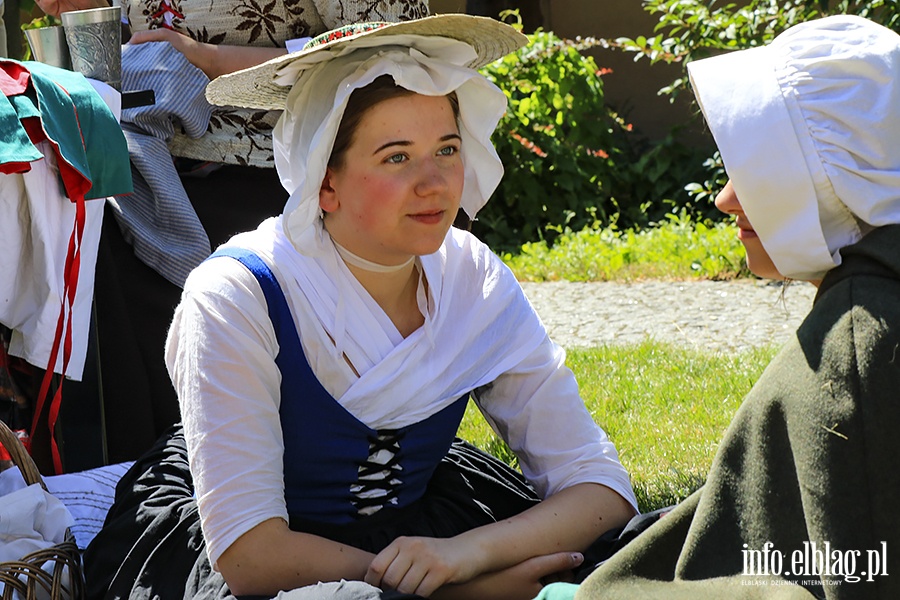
[352,176,405,227]
[449,166,465,202]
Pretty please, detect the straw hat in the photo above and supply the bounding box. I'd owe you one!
[206,14,527,111]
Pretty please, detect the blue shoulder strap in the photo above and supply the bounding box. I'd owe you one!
[210,248,290,335]
[207,248,308,378]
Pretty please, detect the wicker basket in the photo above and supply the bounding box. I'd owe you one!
[0,421,84,600]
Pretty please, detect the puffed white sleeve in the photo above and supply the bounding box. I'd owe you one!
[165,256,288,569]
[473,318,638,512]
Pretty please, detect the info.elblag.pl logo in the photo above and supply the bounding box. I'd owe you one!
[742,541,889,584]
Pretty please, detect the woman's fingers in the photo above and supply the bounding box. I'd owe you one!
[366,537,463,596]
[527,551,584,582]
[128,28,180,45]
[34,0,106,18]
[380,554,415,591]
[365,543,399,588]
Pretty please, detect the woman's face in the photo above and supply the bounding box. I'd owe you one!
[715,180,783,280]
[319,93,464,265]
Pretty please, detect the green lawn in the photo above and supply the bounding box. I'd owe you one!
[458,216,782,510]
[459,340,778,512]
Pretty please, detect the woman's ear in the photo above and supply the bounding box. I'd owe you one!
[319,168,339,213]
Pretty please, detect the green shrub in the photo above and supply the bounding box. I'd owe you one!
[475,28,627,251]
[475,17,713,252]
[619,0,900,92]
[502,210,748,282]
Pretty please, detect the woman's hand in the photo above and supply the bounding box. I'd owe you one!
[433,552,584,600]
[128,29,215,78]
[34,0,107,18]
[365,536,480,597]
[128,29,286,80]
[365,484,633,597]
[367,536,583,599]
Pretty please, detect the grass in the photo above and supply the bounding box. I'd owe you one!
[459,341,779,513]
[460,215,778,512]
[501,211,749,282]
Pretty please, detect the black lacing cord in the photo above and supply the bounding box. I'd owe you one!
[352,430,405,514]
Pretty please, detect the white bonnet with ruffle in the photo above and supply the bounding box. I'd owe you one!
[688,15,900,280]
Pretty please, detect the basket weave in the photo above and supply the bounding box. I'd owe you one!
[0,421,84,600]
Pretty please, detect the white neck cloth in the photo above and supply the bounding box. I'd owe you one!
[273,35,508,256]
[225,218,547,429]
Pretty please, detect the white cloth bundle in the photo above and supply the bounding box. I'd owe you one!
[0,479,74,600]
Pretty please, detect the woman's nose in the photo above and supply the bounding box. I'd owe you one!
[714,180,743,215]
[415,159,448,195]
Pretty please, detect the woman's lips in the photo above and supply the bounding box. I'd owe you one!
[409,210,445,225]
[737,227,759,241]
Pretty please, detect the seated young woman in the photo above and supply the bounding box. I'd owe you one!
[537,14,900,600]
[83,14,638,600]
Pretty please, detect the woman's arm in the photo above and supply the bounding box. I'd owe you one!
[128,29,286,80]
[365,482,635,597]
[218,518,375,596]
[433,551,586,600]
[168,260,374,595]
[34,0,106,17]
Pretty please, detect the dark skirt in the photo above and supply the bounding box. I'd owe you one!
[83,425,543,600]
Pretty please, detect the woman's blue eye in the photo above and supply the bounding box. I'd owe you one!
[386,154,407,164]
[439,146,459,156]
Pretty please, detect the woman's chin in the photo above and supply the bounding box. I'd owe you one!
[746,258,784,281]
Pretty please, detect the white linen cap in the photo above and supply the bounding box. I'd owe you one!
[688,15,900,280]
[272,37,510,254]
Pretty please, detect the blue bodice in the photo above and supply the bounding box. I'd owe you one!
[211,248,468,524]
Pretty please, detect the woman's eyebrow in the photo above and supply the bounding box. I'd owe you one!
[372,133,462,155]
[373,140,412,155]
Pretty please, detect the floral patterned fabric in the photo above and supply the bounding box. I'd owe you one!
[122,0,430,166]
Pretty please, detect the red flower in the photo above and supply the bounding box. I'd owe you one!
[510,132,548,158]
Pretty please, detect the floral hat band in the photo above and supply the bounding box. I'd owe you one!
[304,22,392,48]
[205,14,527,111]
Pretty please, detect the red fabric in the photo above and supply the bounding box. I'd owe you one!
[1,61,99,473]
[0,431,30,461]
[6,68,94,474]
[0,62,30,96]
[0,336,32,461]
[0,162,33,174]
[1,63,36,175]
[30,196,84,473]
[21,115,93,205]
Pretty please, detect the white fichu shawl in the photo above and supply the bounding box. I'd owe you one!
[230,218,547,428]
[231,37,549,428]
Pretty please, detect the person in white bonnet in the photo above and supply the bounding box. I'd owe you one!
[536,13,900,600]
[82,14,638,600]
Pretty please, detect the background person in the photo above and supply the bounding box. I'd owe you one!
[84,15,638,600]
[538,14,900,600]
[31,0,428,465]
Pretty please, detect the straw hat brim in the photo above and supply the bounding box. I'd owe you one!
[205,14,527,111]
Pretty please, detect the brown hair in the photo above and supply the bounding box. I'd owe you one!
[328,75,461,170]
